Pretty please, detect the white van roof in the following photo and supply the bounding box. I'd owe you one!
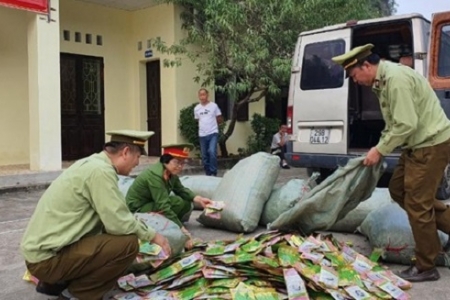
[299,13,429,36]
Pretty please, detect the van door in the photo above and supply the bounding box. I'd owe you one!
[428,11,450,100]
[292,28,351,155]
[428,11,450,200]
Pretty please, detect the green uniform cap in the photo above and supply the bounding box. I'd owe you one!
[106,129,154,155]
[332,43,374,76]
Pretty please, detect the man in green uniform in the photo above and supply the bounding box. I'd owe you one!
[332,44,450,282]
[20,130,171,300]
[126,143,212,246]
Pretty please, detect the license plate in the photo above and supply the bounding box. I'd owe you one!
[310,128,330,144]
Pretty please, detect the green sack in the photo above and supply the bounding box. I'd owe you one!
[358,203,449,266]
[197,152,280,233]
[268,157,386,234]
[179,175,222,210]
[329,188,394,233]
[118,175,135,198]
[128,212,188,273]
[260,176,318,226]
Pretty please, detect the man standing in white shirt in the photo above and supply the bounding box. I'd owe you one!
[194,88,223,176]
[271,124,290,169]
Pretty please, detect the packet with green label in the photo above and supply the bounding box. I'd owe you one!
[338,267,361,287]
[278,245,301,267]
[369,248,384,263]
[150,252,203,282]
[230,282,256,300]
[210,278,242,288]
[175,277,207,300]
[252,255,280,269]
[250,286,279,300]
[241,239,264,253]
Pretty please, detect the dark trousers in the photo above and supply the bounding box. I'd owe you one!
[200,133,219,176]
[26,234,139,300]
[389,139,450,271]
[271,145,286,163]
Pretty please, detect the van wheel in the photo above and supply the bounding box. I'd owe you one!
[436,164,450,200]
[307,167,335,184]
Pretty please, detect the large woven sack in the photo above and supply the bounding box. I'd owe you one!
[179,175,222,210]
[118,175,135,197]
[260,175,318,226]
[197,152,280,233]
[329,188,394,233]
[128,212,188,273]
[358,203,449,266]
[268,157,386,234]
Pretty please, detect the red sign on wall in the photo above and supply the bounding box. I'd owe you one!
[0,0,48,14]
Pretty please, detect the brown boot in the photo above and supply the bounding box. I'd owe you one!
[396,265,440,282]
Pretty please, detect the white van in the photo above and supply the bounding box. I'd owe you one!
[286,11,450,199]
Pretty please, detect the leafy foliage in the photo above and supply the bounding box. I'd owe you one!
[179,103,200,149]
[371,0,397,16]
[154,0,396,156]
[245,114,281,155]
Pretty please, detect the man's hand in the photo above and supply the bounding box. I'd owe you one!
[364,147,382,166]
[181,226,194,250]
[151,233,171,257]
[193,196,213,209]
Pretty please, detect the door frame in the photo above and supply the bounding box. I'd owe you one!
[60,52,105,161]
[428,11,450,89]
[145,59,162,156]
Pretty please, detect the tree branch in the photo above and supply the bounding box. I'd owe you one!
[248,89,268,103]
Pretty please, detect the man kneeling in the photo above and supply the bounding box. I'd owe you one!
[20,130,171,300]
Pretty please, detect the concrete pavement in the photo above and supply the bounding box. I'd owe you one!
[0,156,220,193]
[0,167,449,299]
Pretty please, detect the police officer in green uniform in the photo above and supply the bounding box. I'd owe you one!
[332,44,450,282]
[20,130,171,300]
[126,143,213,247]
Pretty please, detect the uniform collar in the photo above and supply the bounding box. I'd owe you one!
[372,60,387,91]
[98,151,118,173]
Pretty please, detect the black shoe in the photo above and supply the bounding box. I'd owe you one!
[281,165,290,169]
[36,281,68,296]
[395,265,440,282]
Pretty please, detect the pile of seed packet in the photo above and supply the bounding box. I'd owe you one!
[114,230,412,300]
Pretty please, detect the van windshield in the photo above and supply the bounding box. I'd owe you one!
[438,24,450,78]
[300,39,345,90]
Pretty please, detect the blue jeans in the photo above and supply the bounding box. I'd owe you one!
[199,133,218,176]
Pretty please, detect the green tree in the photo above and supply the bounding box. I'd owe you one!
[152,0,396,156]
[372,0,397,16]
[246,113,281,155]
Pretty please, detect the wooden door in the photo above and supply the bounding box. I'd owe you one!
[146,61,162,156]
[60,53,105,161]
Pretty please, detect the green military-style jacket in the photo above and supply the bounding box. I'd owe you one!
[20,152,156,264]
[126,162,196,227]
[372,61,450,156]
